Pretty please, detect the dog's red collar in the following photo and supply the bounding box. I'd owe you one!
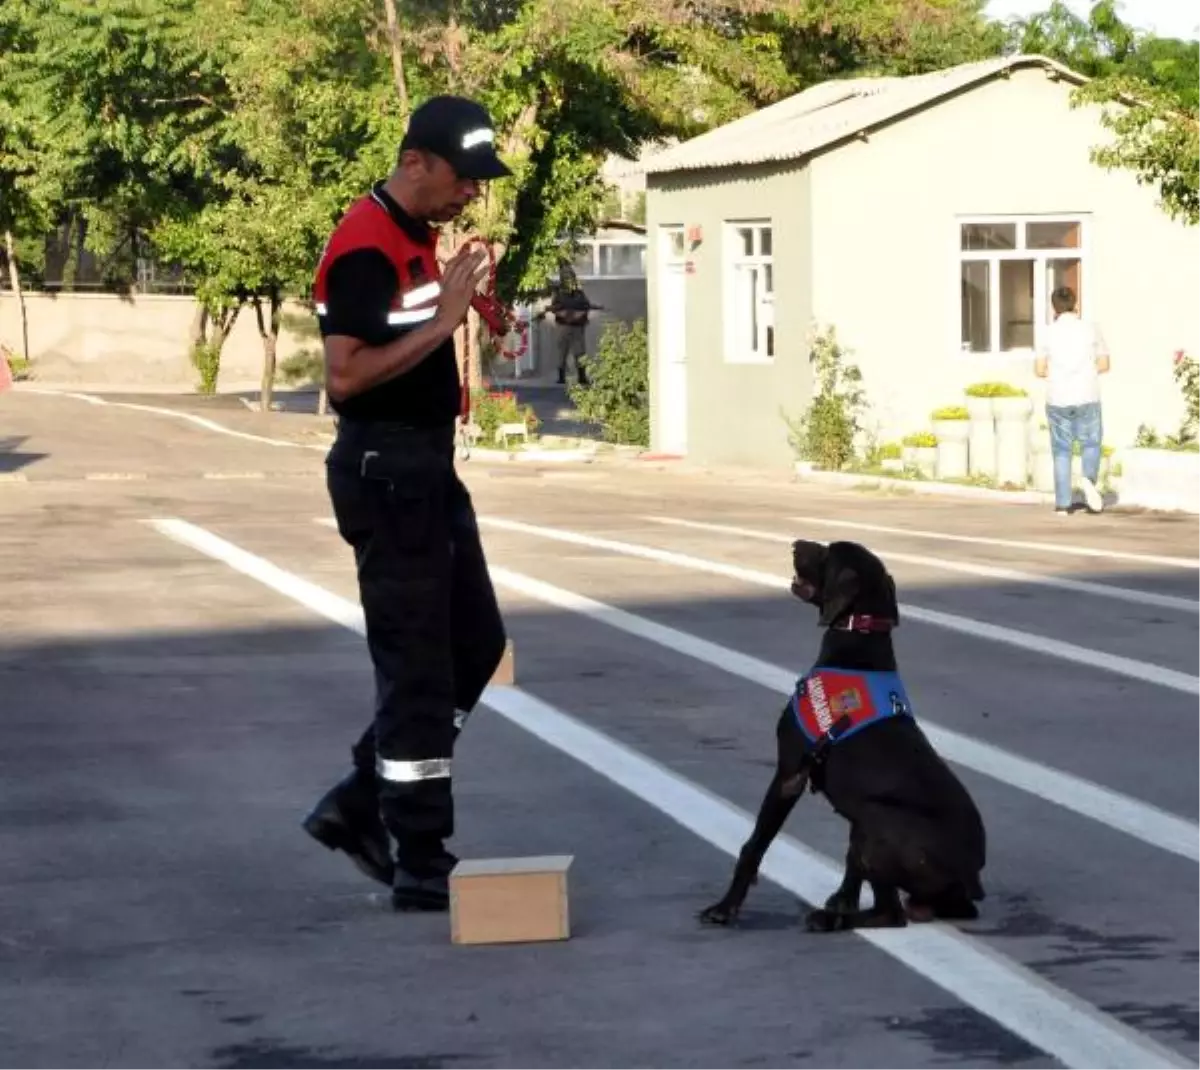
[832,614,896,634]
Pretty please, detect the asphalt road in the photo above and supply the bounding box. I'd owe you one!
[2,389,1197,1070]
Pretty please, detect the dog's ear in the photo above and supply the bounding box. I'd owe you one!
[818,562,860,627]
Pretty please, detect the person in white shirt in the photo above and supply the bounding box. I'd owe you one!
[1035,286,1110,515]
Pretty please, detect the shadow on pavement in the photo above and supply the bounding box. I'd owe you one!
[0,434,47,474]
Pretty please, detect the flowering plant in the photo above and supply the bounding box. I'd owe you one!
[1174,350,1198,445]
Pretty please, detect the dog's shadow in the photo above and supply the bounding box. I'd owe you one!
[698,907,805,932]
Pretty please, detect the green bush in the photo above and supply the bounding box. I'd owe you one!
[470,389,540,443]
[1134,422,1200,453]
[878,442,902,460]
[965,381,1028,398]
[902,431,937,448]
[278,349,325,387]
[931,405,969,420]
[191,342,221,394]
[783,326,867,470]
[568,319,649,446]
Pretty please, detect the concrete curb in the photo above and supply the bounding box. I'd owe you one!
[464,447,598,465]
[795,468,1052,505]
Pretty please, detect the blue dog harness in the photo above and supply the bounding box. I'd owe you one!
[789,668,915,748]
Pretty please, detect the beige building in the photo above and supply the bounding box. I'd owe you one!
[643,54,1200,470]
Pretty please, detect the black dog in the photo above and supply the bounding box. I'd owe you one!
[700,539,986,931]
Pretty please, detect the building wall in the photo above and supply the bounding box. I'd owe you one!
[809,66,1200,449]
[646,162,814,469]
[0,292,313,390]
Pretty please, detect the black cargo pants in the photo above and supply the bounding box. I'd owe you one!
[326,420,507,877]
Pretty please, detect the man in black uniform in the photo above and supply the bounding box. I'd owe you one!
[303,96,511,911]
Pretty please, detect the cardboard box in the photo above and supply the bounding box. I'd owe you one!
[450,855,572,946]
[489,641,515,686]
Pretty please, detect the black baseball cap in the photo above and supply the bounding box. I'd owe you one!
[400,95,512,181]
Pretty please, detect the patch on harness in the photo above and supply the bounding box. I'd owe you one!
[790,669,913,747]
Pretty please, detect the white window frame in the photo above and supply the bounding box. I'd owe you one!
[724,220,774,363]
[956,213,1090,359]
[568,236,647,280]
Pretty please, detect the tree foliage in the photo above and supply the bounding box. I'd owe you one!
[1073,75,1199,226]
[3,0,1197,397]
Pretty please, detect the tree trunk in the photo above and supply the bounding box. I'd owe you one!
[197,302,241,393]
[4,229,30,363]
[188,301,209,352]
[381,0,409,117]
[254,292,281,413]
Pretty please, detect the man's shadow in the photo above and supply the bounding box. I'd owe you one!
[0,436,48,474]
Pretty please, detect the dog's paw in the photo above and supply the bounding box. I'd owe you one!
[824,891,860,914]
[804,907,848,933]
[698,901,739,927]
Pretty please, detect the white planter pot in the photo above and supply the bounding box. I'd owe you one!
[1031,444,1055,492]
[992,396,1033,421]
[1115,449,1198,512]
[993,397,1032,487]
[932,419,970,444]
[932,422,969,480]
[913,447,937,479]
[965,397,995,421]
[968,425,996,478]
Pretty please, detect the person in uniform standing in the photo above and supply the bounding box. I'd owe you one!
[303,96,511,912]
[545,267,602,386]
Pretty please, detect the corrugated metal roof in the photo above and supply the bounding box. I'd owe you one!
[643,55,1084,176]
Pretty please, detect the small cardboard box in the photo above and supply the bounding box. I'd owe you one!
[489,641,515,686]
[450,855,572,946]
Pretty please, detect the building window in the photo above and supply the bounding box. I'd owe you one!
[959,216,1086,355]
[725,221,774,361]
[569,238,646,279]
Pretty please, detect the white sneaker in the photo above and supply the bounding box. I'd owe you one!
[1078,476,1103,513]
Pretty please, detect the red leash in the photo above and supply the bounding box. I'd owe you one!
[458,237,529,420]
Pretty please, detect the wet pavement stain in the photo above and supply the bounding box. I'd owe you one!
[211,1040,477,1069]
[970,893,1177,967]
[878,1007,1044,1066]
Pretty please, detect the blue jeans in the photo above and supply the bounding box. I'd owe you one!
[1046,402,1102,509]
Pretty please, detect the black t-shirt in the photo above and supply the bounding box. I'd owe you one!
[314,186,459,427]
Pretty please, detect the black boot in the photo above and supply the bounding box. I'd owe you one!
[391,842,457,912]
[302,770,394,886]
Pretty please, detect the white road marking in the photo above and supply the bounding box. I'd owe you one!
[147,517,1191,1070]
[18,389,328,451]
[477,517,1200,697]
[487,564,1199,863]
[644,516,1199,615]
[789,514,1200,571]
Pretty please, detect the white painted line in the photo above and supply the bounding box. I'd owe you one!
[477,517,1200,697]
[18,387,108,405]
[644,516,1199,615]
[789,514,1199,571]
[24,389,328,451]
[146,516,1191,1070]
[487,563,1199,862]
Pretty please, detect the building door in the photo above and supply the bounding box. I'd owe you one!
[657,226,688,455]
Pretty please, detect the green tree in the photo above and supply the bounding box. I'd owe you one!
[152,0,396,402]
[1072,75,1199,226]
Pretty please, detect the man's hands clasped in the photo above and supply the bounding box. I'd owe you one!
[436,244,490,330]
